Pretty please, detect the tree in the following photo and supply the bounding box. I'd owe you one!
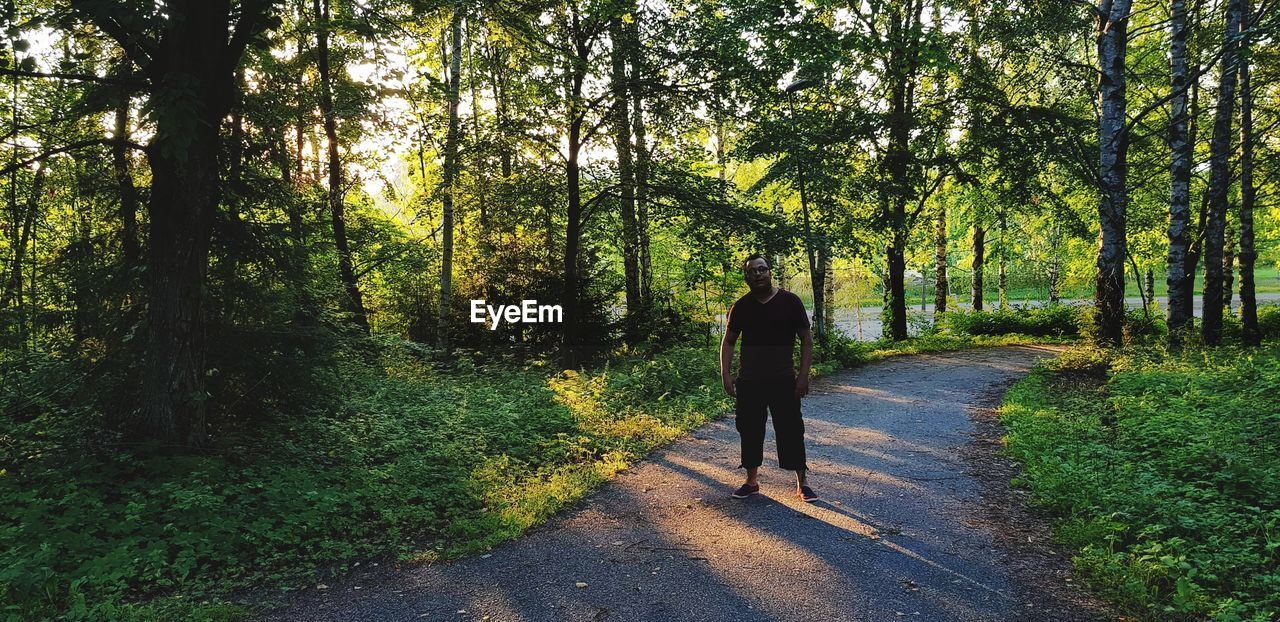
[315,0,370,332]
[1201,0,1244,346]
[1166,0,1195,341]
[1094,0,1134,347]
[609,5,641,339]
[1238,0,1260,346]
[66,0,277,447]
[438,0,463,353]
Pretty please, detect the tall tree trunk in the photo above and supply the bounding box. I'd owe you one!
[67,0,274,447]
[315,0,368,331]
[628,14,651,307]
[277,132,304,243]
[561,9,588,369]
[1165,0,1194,340]
[963,0,984,314]
[467,22,487,238]
[295,123,305,184]
[821,247,835,338]
[1239,1,1259,346]
[790,95,824,345]
[971,224,985,311]
[490,38,512,179]
[933,203,947,317]
[112,99,139,267]
[1094,0,1133,347]
[438,0,463,352]
[1201,0,1243,346]
[1144,268,1154,306]
[4,68,20,346]
[1048,223,1062,304]
[1181,5,1205,328]
[1223,220,1235,311]
[773,204,788,290]
[998,211,1008,309]
[2,163,43,309]
[883,0,920,341]
[142,117,221,447]
[610,15,640,339]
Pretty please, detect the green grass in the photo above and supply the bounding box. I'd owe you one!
[787,266,1280,309]
[1001,345,1280,622]
[1,342,730,621]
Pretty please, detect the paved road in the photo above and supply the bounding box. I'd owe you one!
[834,293,1280,341]
[255,347,1113,622]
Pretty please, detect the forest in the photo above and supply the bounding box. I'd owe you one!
[2,0,1279,620]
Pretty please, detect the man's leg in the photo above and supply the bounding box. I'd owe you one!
[735,381,767,486]
[768,376,809,486]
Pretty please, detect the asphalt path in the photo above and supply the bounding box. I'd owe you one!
[255,346,1115,622]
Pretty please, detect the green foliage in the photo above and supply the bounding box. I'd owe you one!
[1257,305,1280,340]
[809,328,1067,377]
[1002,346,1280,621]
[938,304,1084,337]
[0,339,731,621]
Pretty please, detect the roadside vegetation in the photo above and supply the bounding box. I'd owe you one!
[1001,338,1280,621]
[1,323,1068,621]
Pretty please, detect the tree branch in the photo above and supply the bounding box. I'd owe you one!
[0,138,148,177]
[228,0,277,66]
[69,0,159,72]
[0,67,145,88]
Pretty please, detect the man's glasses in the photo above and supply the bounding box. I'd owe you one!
[744,266,771,276]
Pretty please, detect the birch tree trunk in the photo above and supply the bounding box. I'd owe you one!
[1165,0,1194,340]
[1094,0,1133,346]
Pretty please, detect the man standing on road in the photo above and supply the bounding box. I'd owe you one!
[720,253,817,502]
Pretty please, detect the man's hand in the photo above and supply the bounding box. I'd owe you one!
[723,374,736,397]
[795,375,810,399]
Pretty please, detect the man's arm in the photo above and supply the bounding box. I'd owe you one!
[796,327,813,398]
[720,326,740,397]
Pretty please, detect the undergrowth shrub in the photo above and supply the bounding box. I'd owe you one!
[939,304,1083,337]
[1002,345,1280,621]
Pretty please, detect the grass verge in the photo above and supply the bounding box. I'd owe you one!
[1000,345,1280,622]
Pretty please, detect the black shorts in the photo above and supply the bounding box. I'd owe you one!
[734,374,807,471]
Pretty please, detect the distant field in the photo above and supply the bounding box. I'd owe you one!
[783,266,1280,309]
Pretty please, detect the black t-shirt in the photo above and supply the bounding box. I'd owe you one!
[727,288,810,380]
